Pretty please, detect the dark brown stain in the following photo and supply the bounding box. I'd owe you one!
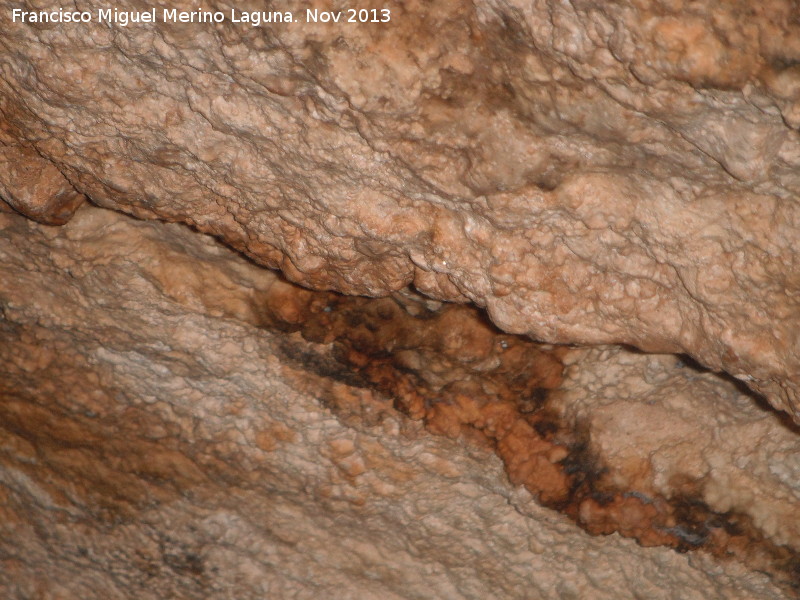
[2,261,797,592]
[254,279,800,593]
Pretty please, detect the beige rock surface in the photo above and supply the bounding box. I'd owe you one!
[0,142,85,224]
[0,205,796,599]
[554,346,800,581]
[557,347,800,544]
[1,0,799,419]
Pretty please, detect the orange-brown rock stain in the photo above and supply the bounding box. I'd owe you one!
[254,421,297,452]
[0,390,207,521]
[3,267,796,589]
[254,279,799,590]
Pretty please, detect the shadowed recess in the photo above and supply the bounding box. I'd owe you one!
[247,278,800,593]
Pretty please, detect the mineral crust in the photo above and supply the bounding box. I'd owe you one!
[0,0,798,418]
[1,206,796,599]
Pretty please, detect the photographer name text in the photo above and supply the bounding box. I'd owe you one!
[11,7,392,27]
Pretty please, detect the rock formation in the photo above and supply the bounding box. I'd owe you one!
[0,1,798,598]
[2,206,797,598]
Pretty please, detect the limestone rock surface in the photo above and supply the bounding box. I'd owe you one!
[0,205,796,599]
[2,2,800,597]
[1,0,799,419]
[554,346,800,582]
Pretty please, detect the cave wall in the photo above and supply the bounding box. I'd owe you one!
[1,206,795,599]
[2,0,799,418]
[1,1,799,598]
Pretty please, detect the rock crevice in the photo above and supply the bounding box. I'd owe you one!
[1,0,799,418]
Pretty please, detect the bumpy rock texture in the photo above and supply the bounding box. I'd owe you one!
[1,205,797,599]
[1,0,799,419]
[1,1,800,598]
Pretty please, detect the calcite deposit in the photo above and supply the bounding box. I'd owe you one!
[1,206,797,599]
[1,0,799,598]
[0,0,798,419]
